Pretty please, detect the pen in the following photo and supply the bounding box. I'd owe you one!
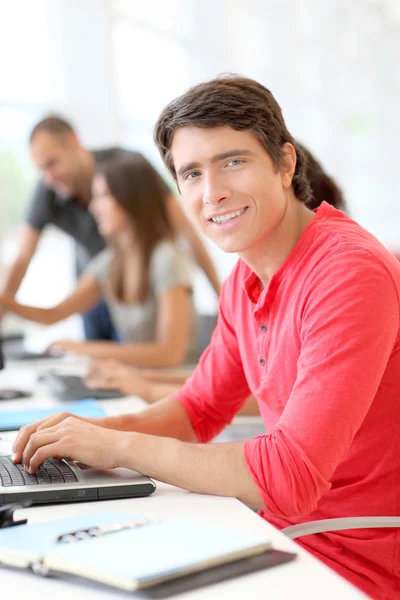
[55,517,151,543]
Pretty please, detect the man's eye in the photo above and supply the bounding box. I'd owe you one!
[185,171,201,181]
[227,159,243,167]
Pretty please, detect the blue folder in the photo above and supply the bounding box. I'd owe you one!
[0,399,106,431]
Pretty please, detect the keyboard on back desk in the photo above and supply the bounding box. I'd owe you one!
[0,456,78,487]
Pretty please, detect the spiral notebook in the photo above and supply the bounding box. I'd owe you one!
[0,510,295,596]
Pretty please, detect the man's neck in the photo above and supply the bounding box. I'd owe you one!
[239,197,315,287]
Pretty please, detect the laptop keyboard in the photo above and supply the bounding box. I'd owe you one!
[40,371,123,400]
[0,456,78,487]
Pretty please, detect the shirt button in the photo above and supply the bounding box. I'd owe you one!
[260,324,267,332]
[259,358,265,367]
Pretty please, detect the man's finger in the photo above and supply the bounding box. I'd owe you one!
[36,412,74,432]
[22,428,61,469]
[12,420,45,462]
[29,441,65,474]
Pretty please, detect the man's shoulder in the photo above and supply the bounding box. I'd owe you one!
[25,180,59,229]
[300,218,400,307]
[315,213,400,273]
[93,147,143,164]
[30,180,57,206]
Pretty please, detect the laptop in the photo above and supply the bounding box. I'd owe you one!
[0,455,156,505]
[38,371,124,401]
[0,338,156,505]
[2,337,54,361]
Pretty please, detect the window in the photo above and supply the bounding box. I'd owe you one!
[113,20,188,126]
[0,0,51,235]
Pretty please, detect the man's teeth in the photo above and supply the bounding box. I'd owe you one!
[212,208,246,224]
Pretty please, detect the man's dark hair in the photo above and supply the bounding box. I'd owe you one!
[299,143,347,212]
[29,115,76,144]
[154,75,312,204]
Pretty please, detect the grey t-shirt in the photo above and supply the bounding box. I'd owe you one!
[86,241,200,365]
[25,148,171,274]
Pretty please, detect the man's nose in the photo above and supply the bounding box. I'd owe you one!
[43,170,56,187]
[203,175,231,206]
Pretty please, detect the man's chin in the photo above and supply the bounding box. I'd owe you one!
[215,239,246,254]
[53,184,72,198]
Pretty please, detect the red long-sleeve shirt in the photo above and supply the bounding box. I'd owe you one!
[176,203,400,599]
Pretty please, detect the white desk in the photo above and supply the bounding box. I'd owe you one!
[0,359,367,599]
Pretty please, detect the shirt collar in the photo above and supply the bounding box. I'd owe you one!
[241,202,335,307]
[54,194,73,206]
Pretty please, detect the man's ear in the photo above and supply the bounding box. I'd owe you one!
[280,142,296,190]
[64,131,81,150]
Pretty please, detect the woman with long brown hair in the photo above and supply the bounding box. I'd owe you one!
[0,154,199,367]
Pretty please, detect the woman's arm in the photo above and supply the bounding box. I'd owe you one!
[0,273,102,325]
[84,359,261,415]
[139,368,193,385]
[166,194,221,296]
[52,285,191,367]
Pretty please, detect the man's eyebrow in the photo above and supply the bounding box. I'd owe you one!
[210,148,253,163]
[177,149,253,178]
[177,161,200,178]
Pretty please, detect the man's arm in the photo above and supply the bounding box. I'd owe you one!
[106,393,262,504]
[14,397,265,508]
[1,181,55,314]
[1,224,41,298]
[118,432,264,507]
[12,394,197,463]
[0,272,102,325]
[166,194,221,296]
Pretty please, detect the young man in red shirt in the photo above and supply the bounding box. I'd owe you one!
[13,76,400,599]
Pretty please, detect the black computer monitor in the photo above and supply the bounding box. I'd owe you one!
[0,336,30,400]
[0,336,4,371]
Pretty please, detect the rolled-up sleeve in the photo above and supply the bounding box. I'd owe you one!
[244,251,399,519]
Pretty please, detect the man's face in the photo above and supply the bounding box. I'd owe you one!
[171,126,295,256]
[29,131,82,198]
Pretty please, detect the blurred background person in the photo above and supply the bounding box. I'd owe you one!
[0,155,200,368]
[0,116,220,341]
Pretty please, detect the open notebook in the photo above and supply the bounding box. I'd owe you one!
[0,510,295,595]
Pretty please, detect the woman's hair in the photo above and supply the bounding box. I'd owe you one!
[299,143,347,212]
[97,154,174,303]
[154,75,312,205]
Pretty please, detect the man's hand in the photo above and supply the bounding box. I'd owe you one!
[47,339,82,354]
[12,412,84,463]
[84,359,151,398]
[13,414,129,474]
